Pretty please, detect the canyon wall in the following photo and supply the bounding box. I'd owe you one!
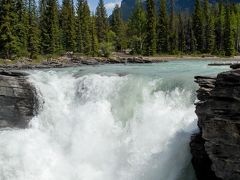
[191,68,240,180]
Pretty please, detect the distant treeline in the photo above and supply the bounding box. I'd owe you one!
[0,0,239,59]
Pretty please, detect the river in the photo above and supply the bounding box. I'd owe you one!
[0,61,229,180]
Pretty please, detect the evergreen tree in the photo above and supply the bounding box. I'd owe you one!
[193,0,203,52]
[76,0,84,53]
[128,0,146,54]
[215,2,224,53]
[27,0,39,58]
[110,4,126,51]
[169,0,177,53]
[48,0,60,53]
[39,0,48,54]
[203,0,215,53]
[0,0,20,58]
[145,0,157,55]
[157,0,168,53]
[224,5,235,56]
[40,0,60,54]
[186,19,196,53]
[90,15,99,56]
[230,4,238,52]
[76,0,91,54]
[96,0,108,43]
[235,4,240,53]
[61,0,76,51]
[178,14,186,52]
[15,0,28,55]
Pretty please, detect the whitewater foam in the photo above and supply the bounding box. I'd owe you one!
[0,68,197,180]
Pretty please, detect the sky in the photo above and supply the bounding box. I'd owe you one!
[88,0,122,16]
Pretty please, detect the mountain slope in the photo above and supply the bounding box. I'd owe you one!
[120,0,240,21]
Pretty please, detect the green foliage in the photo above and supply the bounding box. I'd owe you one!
[61,0,76,51]
[90,15,99,56]
[157,0,168,53]
[27,0,39,59]
[203,0,215,53]
[128,0,146,54]
[192,0,203,52]
[178,14,186,52]
[76,0,91,54]
[168,0,177,53]
[96,0,108,43]
[0,0,21,59]
[110,4,127,51]
[215,2,224,54]
[39,0,59,55]
[99,41,114,57]
[0,0,240,59]
[15,0,28,56]
[224,5,235,56]
[145,0,157,56]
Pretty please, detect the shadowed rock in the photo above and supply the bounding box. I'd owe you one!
[0,70,38,128]
[191,70,240,180]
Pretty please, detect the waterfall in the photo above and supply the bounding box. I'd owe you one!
[0,65,199,180]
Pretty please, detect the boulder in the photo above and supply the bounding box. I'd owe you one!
[0,70,38,128]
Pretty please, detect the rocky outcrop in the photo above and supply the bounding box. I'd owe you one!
[191,69,240,180]
[0,70,37,128]
[0,55,168,70]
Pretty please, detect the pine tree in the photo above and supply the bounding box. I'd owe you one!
[145,0,157,55]
[90,15,99,56]
[186,19,196,53]
[82,0,91,54]
[169,0,177,53]
[96,0,108,43]
[157,0,168,53]
[61,0,76,52]
[15,0,28,55]
[40,0,60,54]
[76,0,84,53]
[39,0,48,54]
[235,4,240,53]
[203,0,215,53]
[224,5,235,56]
[128,0,146,54]
[76,0,91,54]
[178,14,186,52]
[230,4,238,52]
[215,2,224,54]
[110,4,126,51]
[27,0,39,59]
[193,0,203,52]
[48,0,60,53]
[0,0,20,58]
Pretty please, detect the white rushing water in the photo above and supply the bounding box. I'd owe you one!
[0,61,229,180]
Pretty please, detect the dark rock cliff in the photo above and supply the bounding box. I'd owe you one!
[0,70,37,128]
[191,69,240,180]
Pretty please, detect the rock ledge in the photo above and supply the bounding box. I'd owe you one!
[191,69,240,180]
[0,70,37,128]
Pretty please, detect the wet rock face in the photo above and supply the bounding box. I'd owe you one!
[0,71,37,128]
[192,69,240,180]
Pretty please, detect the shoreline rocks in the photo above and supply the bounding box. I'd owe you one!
[0,70,38,128]
[0,56,168,70]
[191,68,240,180]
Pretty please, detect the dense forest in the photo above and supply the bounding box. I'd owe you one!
[0,0,239,59]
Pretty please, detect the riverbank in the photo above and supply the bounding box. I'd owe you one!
[1,54,240,70]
